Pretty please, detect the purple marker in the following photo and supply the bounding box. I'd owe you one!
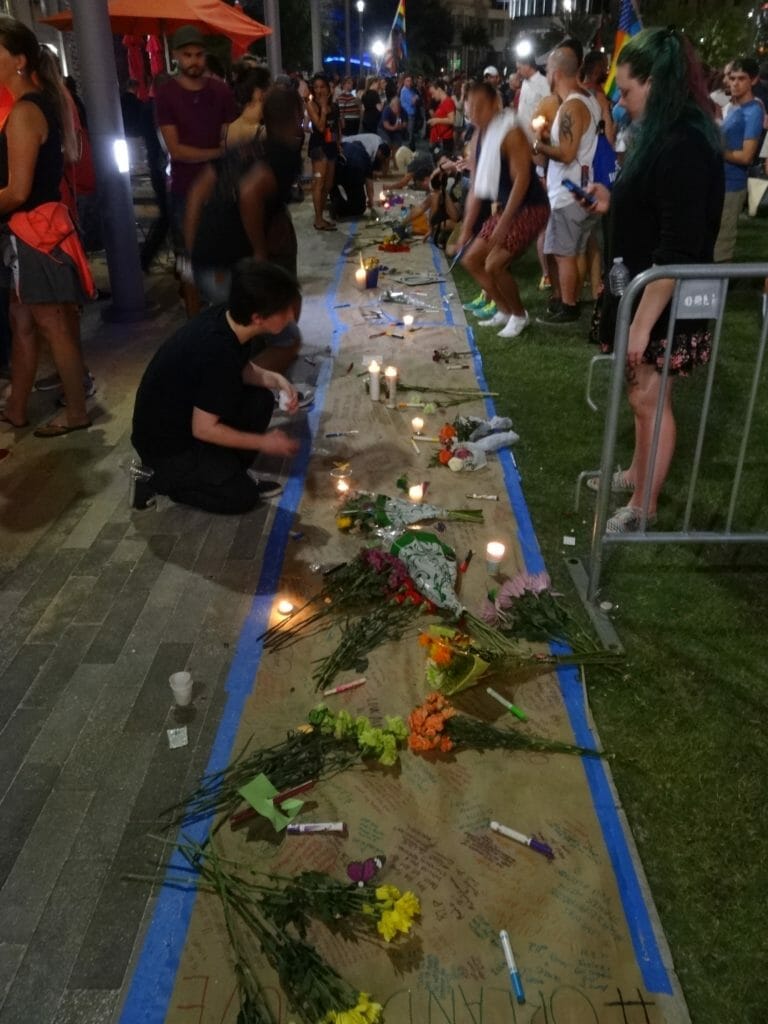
[490,820,554,860]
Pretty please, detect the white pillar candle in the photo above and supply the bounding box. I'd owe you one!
[411,416,424,434]
[403,313,414,329]
[355,267,367,290]
[385,366,397,409]
[408,484,424,503]
[368,359,381,401]
[485,541,506,575]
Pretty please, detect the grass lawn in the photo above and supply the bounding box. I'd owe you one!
[452,216,768,1024]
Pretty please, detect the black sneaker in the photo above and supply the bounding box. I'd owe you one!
[246,470,284,498]
[536,303,580,327]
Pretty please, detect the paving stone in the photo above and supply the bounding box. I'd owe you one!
[123,641,192,736]
[125,534,178,592]
[0,787,94,944]
[51,989,119,1024]
[0,945,25,1007]
[193,517,241,577]
[0,591,24,621]
[16,549,84,613]
[71,564,133,626]
[0,708,47,801]
[0,644,55,724]
[56,722,157,794]
[67,826,164,991]
[0,857,109,1024]
[228,504,270,560]
[25,574,100,644]
[0,763,60,889]
[22,624,99,710]
[71,525,130,577]
[26,665,110,766]
[82,584,151,665]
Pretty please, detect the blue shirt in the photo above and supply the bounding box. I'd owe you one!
[723,98,763,192]
[400,84,419,117]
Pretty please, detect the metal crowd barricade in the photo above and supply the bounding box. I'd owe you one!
[568,264,768,644]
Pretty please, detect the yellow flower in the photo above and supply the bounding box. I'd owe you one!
[323,993,383,1024]
[336,515,353,530]
[374,884,400,904]
[375,890,420,942]
[376,908,401,941]
[395,890,421,920]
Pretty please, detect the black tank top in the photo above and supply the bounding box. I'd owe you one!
[0,92,63,213]
[476,129,547,210]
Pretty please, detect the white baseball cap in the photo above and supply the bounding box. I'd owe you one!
[484,65,500,78]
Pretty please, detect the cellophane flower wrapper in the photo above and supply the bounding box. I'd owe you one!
[390,531,464,617]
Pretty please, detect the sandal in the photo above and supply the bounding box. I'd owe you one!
[586,467,635,493]
[33,420,92,438]
[0,411,29,429]
[313,222,338,232]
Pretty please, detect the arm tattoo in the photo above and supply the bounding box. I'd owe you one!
[560,109,574,144]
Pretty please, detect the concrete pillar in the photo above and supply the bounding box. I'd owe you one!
[310,0,322,74]
[69,0,145,320]
[264,0,282,78]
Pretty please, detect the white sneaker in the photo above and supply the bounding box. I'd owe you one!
[498,311,529,338]
[606,505,656,534]
[483,310,511,327]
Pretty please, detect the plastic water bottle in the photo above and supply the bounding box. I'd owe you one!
[608,257,631,297]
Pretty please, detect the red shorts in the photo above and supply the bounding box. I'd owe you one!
[478,202,549,260]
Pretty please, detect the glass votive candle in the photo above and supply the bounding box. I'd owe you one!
[411,416,424,434]
[408,484,424,503]
[277,599,295,616]
[336,479,351,497]
[485,541,506,575]
[403,313,414,329]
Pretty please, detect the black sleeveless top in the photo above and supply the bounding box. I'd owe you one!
[476,129,547,210]
[0,92,63,214]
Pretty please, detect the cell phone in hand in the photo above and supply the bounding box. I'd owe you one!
[563,177,596,206]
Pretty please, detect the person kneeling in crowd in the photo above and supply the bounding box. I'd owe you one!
[131,260,301,515]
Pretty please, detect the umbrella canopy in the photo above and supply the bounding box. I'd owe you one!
[39,0,271,57]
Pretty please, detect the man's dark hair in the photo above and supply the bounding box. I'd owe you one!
[559,36,584,67]
[469,80,498,104]
[731,57,759,79]
[228,260,301,324]
[581,50,606,79]
[231,62,271,107]
[372,141,391,172]
[263,85,303,135]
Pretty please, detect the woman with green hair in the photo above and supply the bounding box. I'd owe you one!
[587,27,724,534]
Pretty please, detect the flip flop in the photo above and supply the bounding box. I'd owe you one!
[313,222,338,232]
[0,411,29,429]
[33,420,92,438]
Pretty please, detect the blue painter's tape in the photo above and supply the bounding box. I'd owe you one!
[118,231,355,1024]
[429,243,672,994]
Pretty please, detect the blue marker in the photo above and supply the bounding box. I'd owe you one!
[499,929,525,1005]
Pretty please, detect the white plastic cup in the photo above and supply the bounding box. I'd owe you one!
[170,671,193,707]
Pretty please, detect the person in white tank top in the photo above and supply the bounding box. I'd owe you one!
[531,47,601,325]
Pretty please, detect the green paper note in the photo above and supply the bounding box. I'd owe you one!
[237,773,304,831]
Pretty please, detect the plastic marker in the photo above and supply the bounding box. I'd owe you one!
[490,820,554,861]
[325,431,360,438]
[323,677,367,697]
[486,686,528,722]
[466,493,498,501]
[499,930,525,1004]
[286,821,345,835]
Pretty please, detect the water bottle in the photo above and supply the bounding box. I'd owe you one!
[608,257,631,297]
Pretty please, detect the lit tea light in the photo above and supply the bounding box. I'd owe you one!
[336,479,350,496]
[485,541,506,575]
[379,190,387,202]
[385,365,397,409]
[411,416,424,434]
[408,484,424,503]
[403,313,414,329]
[277,599,295,616]
[368,359,381,401]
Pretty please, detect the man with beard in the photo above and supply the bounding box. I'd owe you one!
[580,50,616,145]
[155,26,237,315]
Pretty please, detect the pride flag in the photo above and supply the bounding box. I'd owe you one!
[383,0,407,75]
[604,0,642,101]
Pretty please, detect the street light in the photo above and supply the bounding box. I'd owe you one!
[515,38,533,59]
[371,38,386,73]
[356,0,365,74]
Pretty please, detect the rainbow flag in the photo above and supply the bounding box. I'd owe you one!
[383,0,407,75]
[604,0,642,102]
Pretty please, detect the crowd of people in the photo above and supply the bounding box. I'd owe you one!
[0,14,764,530]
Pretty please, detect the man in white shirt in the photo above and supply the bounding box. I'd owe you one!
[516,54,551,143]
[532,46,600,326]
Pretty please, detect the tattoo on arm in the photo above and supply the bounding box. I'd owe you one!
[560,110,574,144]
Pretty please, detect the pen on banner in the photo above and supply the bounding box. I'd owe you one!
[459,549,473,573]
[323,677,367,697]
[287,821,346,835]
[229,780,317,828]
[486,686,528,722]
[490,820,554,860]
[499,930,525,1004]
[325,431,360,438]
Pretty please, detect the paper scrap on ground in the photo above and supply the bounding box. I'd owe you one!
[238,773,304,831]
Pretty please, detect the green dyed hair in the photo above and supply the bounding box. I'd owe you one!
[618,27,721,182]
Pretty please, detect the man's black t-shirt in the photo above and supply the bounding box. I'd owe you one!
[132,306,249,462]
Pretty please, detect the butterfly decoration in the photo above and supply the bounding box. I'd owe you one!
[347,855,386,888]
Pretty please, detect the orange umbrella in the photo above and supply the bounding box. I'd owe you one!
[39,0,271,57]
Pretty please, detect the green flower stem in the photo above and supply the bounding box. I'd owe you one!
[447,715,603,758]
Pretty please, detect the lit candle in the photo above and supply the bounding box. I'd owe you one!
[355,266,367,290]
[277,599,295,616]
[379,190,387,202]
[408,483,424,503]
[336,479,350,496]
[485,541,506,575]
[532,115,546,133]
[411,416,424,434]
[384,366,397,408]
[368,359,381,401]
[403,313,414,329]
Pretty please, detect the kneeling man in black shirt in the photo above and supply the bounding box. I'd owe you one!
[131,260,301,514]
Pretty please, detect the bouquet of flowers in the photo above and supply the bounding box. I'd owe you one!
[418,626,490,696]
[407,692,603,758]
[433,418,518,470]
[337,493,483,534]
